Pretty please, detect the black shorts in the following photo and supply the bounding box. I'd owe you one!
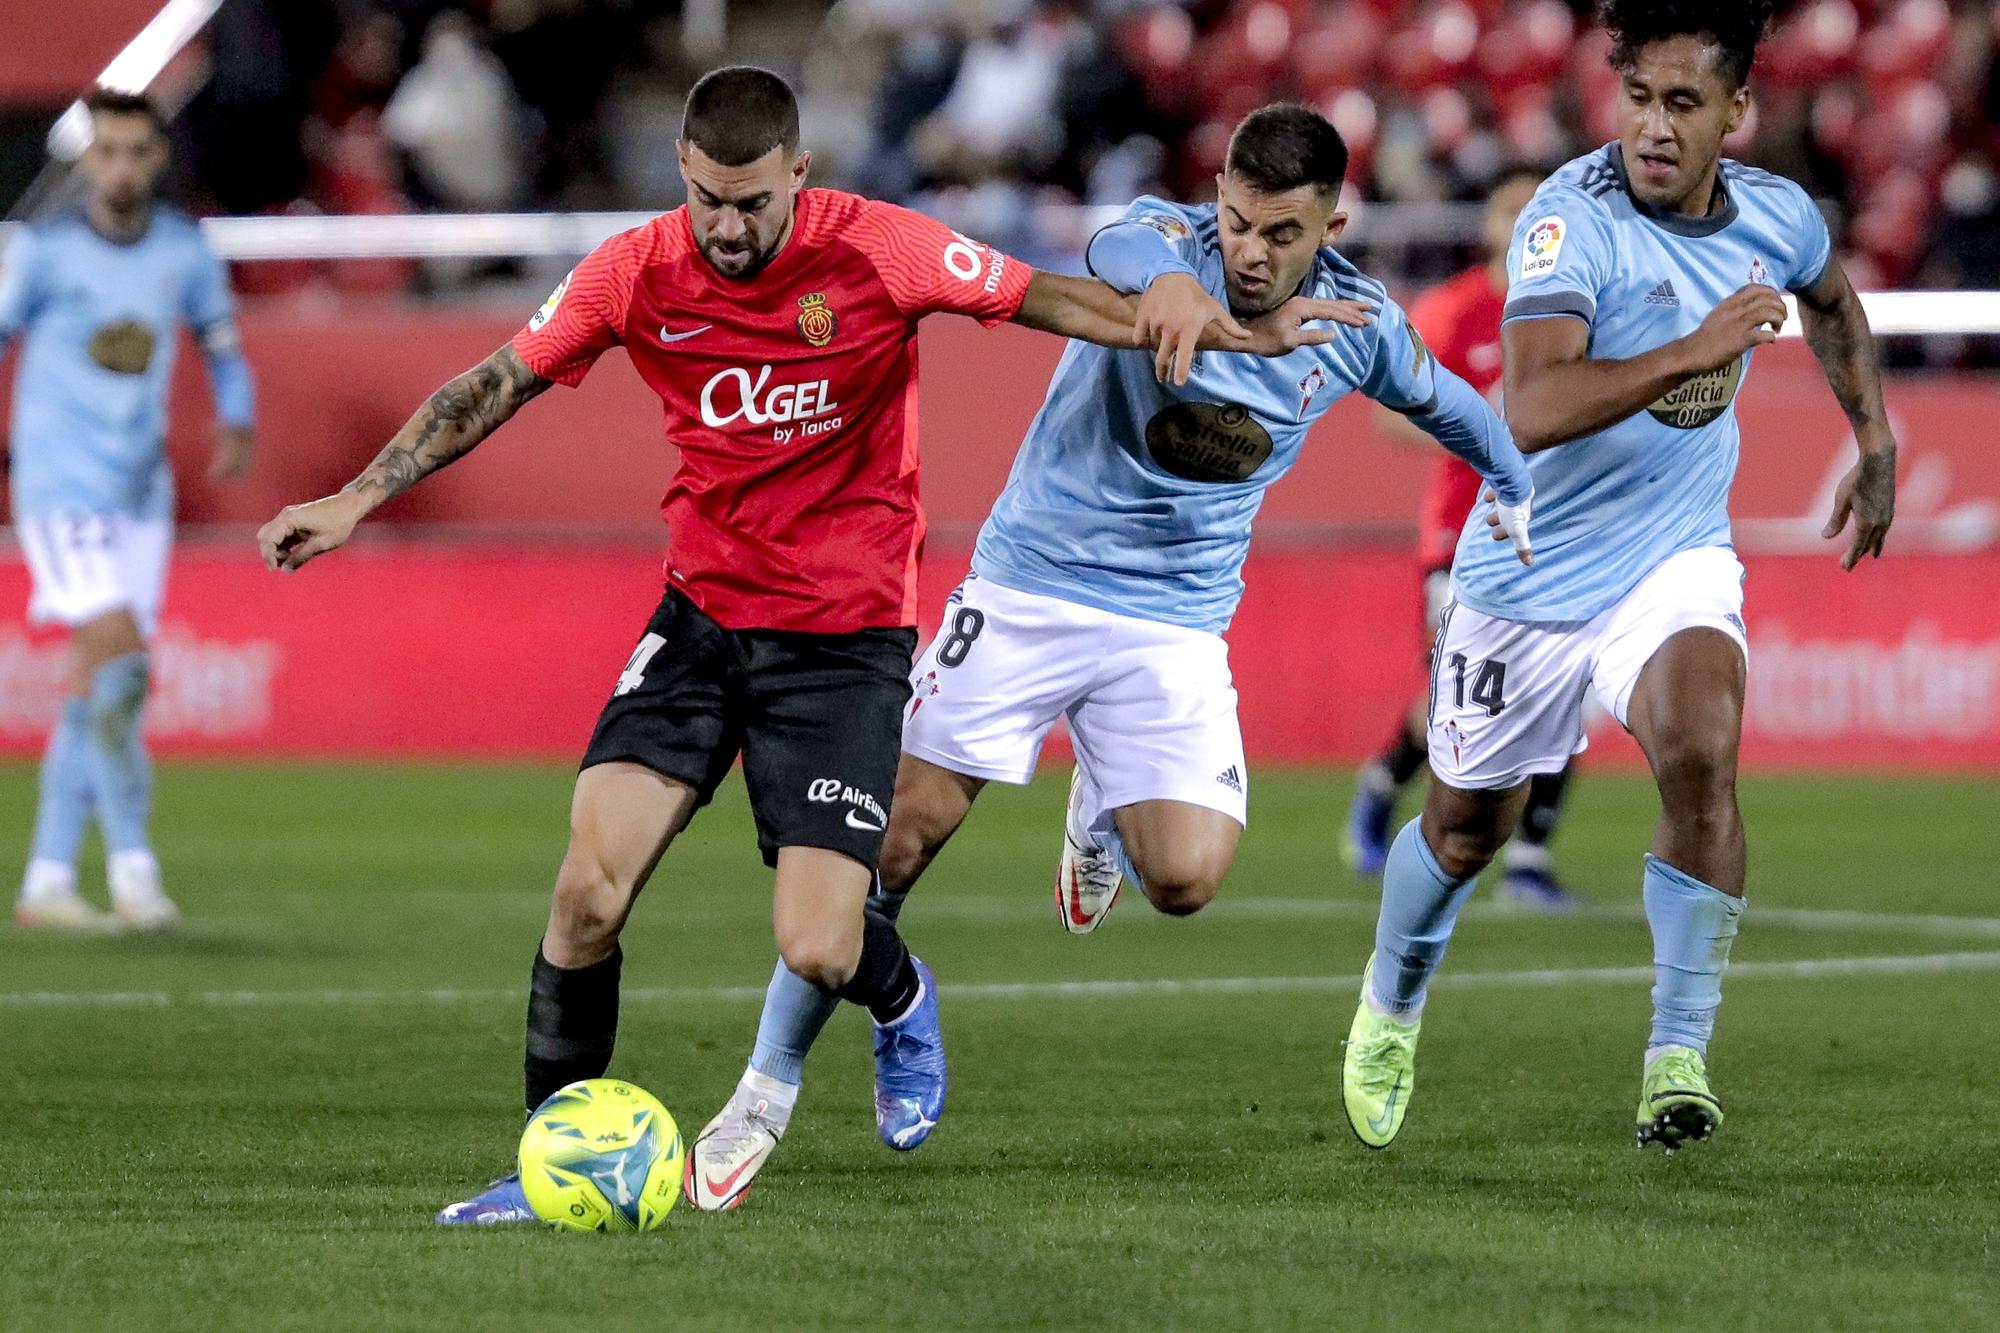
[582,587,916,869]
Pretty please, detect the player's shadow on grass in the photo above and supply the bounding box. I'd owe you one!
[12,920,359,963]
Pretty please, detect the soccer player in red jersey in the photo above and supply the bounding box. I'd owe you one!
[1343,174,1578,909]
[256,67,1342,1223]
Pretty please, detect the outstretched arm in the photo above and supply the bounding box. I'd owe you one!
[1012,271,1145,351]
[257,344,550,571]
[1796,256,1895,569]
[1014,271,1370,384]
[1403,368,1536,565]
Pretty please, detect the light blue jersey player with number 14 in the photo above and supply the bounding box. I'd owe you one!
[681,104,1535,1211]
[1342,0,1897,1156]
[5,91,255,931]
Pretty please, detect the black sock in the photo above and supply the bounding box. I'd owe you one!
[524,945,621,1114]
[1380,728,1429,787]
[1519,768,1573,848]
[834,908,921,1025]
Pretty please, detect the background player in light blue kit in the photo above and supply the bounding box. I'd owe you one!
[1342,0,1897,1153]
[4,89,256,930]
[684,104,1536,1209]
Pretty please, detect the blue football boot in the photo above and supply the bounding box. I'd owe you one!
[435,1171,536,1225]
[1501,860,1578,912]
[1342,780,1396,877]
[872,958,945,1151]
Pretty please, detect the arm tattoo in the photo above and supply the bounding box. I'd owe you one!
[343,345,550,504]
[1801,272,1891,443]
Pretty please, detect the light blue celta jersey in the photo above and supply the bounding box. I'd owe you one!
[0,207,254,519]
[974,196,1531,635]
[1451,144,1831,622]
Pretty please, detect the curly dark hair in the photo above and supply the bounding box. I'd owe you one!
[1596,0,1778,89]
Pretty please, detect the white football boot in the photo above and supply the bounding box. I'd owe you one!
[108,850,180,930]
[684,1072,792,1211]
[1054,766,1123,934]
[15,861,112,930]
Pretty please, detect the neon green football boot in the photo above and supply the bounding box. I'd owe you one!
[1635,1046,1724,1152]
[1341,960,1421,1149]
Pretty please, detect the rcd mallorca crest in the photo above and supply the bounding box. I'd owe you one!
[796,291,838,347]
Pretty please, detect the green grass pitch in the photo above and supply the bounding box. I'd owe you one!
[3,763,1997,1331]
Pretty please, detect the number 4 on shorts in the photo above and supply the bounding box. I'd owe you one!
[616,632,667,696]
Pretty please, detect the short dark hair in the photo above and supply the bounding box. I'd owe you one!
[1597,0,1777,90]
[83,87,166,135]
[1224,104,1349,198]
[681,66,800,166]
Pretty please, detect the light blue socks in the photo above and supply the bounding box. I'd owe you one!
[1368,819,1477,1019]
[29,696,94,869]
[1642,853,1744,1056]
[750,880,909,1085]
[82,652,153,855]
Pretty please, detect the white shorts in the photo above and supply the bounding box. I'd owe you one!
[903,576,1248,830]
[1428,546,1748,790]
[15,512,172,636]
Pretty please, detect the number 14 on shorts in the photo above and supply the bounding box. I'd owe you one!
[1445,652,1508,716]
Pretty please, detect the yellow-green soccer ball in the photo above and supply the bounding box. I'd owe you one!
[518,1079,684,1232]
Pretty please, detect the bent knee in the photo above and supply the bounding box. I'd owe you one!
[1652,741,1738,813]
[1430,834,1497,882]
[877,824,935,897]
[550,849,634,951]
[1138,856,1228,917]
[777,933,858,991]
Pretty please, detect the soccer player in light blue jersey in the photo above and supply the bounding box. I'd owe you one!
[5,90,256,930]
[1342,0,1897,1154]
[685,104,1536,1209]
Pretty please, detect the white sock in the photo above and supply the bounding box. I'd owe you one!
[20,859,78,906]
[107,849,163,906]
[1502,841,1552,873]
[739,1066,799,1135]
[1362,980,1421,1026]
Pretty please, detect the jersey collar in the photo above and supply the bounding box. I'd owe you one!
[1608,144,1739,238]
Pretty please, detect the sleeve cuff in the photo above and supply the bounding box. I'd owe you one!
[1085,223,1199,295]
[1788,254,1830,295]
[1503,290,1596,325]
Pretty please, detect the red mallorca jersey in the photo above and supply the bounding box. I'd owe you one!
[511,188,1033,632]
[1411,266,1507,569]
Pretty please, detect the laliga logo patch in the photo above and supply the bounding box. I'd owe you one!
[796,291,837,348]
[529,271,570,332]
[1520,216,1564,278]
[1140,214,1193,244]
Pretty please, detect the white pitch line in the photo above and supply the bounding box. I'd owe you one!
[899,897,2000,938]
[6,950,2000,1010]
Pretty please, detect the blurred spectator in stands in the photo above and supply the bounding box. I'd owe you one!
[180,0,339,214]
[489,0,643,208]
[909,1,1071,188]
[384,13,528,211]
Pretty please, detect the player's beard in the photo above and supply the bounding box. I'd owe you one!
[701,235,779,282]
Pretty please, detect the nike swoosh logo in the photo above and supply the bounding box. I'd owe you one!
[1366,1072,1405,1136]
[659,324,711,344]
[702,1157,757,1202]
[1068,873,1097,924]
[845,810,884,831]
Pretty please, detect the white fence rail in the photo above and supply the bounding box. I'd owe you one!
[1,212,1997,335]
